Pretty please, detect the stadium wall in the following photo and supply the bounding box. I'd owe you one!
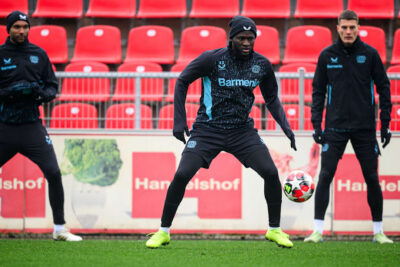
[0,133,399,235]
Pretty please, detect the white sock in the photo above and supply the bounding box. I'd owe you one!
[269,226,280,230]
[160,227,170,234]
[373,221,383,235]
[314,219,324,234]
[54,224,66,233]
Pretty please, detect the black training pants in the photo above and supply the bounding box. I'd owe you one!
[0,121,65,224]
[161,148,282,228]
[314,130,383,222]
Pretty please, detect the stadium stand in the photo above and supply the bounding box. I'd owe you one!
[282,25,332,64]
[158,103,199,129]
[294,0,343,18]
[58,62,110,102]
[387,65,400,104]
[241,0,291,18]
[165,63,202,103]
[105,103,153,129]
[112,62,164,103]
[32,0,83,18]
[71,25,121,64]
[391,29,400,65]
[50,103,98,129]
[250,105,261,130]
[85,0,136,18]
[189,0,239,18]
[0,25,7,44]
[358,26,387,65]
[29,25,68,64]
[267,104,313,130]
[347,0,395,19]
[279,63,316,103]
[39,105,45,126]
[124,26,175,65]
[177,26,227,64]
[254,26,280,65]
[390,105,400,130]
[136,0,187,18]
[0,0,28,17]
[252,86,264,104]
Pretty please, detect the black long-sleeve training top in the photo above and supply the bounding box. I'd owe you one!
[0,37,57,124]
[311,36,391,131]
[173,47,293,137]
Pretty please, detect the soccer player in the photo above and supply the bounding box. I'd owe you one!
[146,16,297,249]
[305,10,393,244]
[0,11,82,241]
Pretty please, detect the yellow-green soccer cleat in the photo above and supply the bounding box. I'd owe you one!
[304,231,323,243]
[265,229,293,248]
[146,230,170,248]
[373,232,393,244]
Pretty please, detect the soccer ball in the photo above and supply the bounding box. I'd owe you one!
[283,170,315,202]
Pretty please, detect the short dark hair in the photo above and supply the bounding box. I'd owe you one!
[338,10,359,24]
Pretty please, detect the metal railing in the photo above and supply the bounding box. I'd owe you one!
[42,70,400,132]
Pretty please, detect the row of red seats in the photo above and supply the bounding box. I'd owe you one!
[0,0,397,19]
[1,24,399,66]
[53,61,400,104]
[42,102,400,131]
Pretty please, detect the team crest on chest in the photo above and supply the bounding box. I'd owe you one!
[30,55,39,64]
[356,55,366,64]
[252,65,260,74]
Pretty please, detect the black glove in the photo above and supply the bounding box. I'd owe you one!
[313,128,324,144]
[289,134,297,151]
[173,127,190,144]
[381,127,391,148]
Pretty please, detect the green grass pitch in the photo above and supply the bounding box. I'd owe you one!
[1,239,399,267]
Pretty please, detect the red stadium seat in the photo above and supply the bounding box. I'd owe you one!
[253,86,264,104]
[347,0,394,19]
[59,62,110,102]
[241,0,290,18]
[254,26,280,65]
[136,0,186,18]
[0,25,7,44]
[177,26,226,64]
[39,105,45,126]
[32,0,83,18]
[267,104,312,131]
[71,25,121,64]
[0,0,28,17]
[86,0,136,18]
[387,65,400,104]
[358,26,386,65]
[158,103,199,129]
[29,25,68,64]
[391,29,400,65]
[124,26,175,65]
[378,105,400,131]
[165,63,202,103]
[294,0,343,18]
[282,26,332,64]
[50,103,98,129]
[189,0,239,18]
[112,62,164,102]
[389,105,400,131]
[279,63,316,103]
[105,103,153,129]
[250,105,262,130]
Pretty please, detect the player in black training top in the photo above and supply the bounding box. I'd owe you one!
[0,11,81,241]
[305,10,393,244]
[146,16,297,249]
